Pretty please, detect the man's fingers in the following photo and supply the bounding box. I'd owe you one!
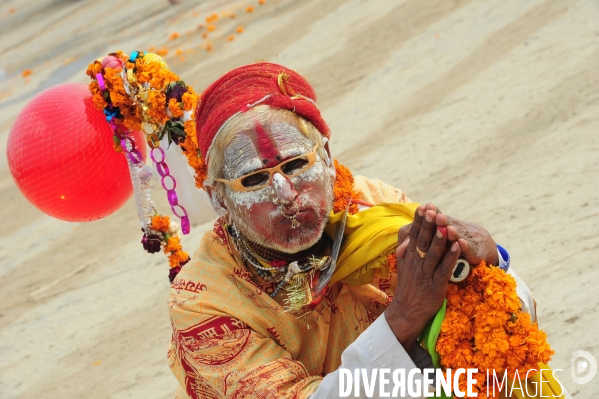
[458,238,480,265]
[436,241,462,282]
[416,209,437,254]
[422,227,447,277]
[436,213,448,227]
[447,225,459,242]
[396,237,410,259]
[407,206,425,252]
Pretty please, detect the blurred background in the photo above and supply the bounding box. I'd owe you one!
[0,0,597,397]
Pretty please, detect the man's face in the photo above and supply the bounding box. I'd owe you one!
[216,117,334,253]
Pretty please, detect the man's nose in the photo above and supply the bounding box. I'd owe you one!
[272,173,298,205]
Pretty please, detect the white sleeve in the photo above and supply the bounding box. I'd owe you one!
[507,267,537,322]
[310,314,433,398]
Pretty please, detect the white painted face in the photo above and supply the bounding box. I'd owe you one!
[213,118,334,254]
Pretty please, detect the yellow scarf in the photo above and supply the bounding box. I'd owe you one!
[325,202,418,286]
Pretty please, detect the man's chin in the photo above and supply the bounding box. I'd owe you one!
[265,227,324,254]
[277,238,321,254]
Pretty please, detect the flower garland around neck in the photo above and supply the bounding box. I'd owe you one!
[86,50,206,281]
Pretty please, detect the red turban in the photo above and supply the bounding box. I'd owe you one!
[195,62,330,159]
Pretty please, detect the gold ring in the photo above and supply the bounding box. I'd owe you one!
[416,247,426,259]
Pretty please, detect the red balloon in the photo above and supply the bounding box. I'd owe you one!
[6,83,146,222]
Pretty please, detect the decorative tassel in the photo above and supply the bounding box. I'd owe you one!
[283,272,313,314]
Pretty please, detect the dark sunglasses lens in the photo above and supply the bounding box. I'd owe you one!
[281,157,310,176]
[240,171,271,188]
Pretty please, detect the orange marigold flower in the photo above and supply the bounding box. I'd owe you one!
[439,341,473,369]
[156,47,168,56]
[104,67,132,109]
[168,98,184,118]
[205,13,218,23]
[86,61,102,78]
[169,32,180,40]
[386,253,397,274]
[183,120,199,148]
[207,25,216,32]
[246,5,255,12]
[181,91,197,111]
[202,32,208,38]
[147,91,169,124]
[206,44,213,51]
[169,249,189,267]
[333,160,359,214]
[151,215,171,232]
[259,0,266,4]
[88,81,108,110]
[164,236,183,253]
[236,26,244,33]
[440,308,472,341]
[227,35,235,42]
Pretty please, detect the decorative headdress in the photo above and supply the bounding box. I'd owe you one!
[85,52,334,281]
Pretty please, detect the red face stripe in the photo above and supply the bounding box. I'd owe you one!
[250,119,282,167]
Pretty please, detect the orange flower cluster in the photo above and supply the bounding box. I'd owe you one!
[164,235,189,268]
[386,253,397,274]
[436,261,554,398]
[182,119,208,189]
[86,62,108,109]
[151,215,189,268]
[134,57,180,91]
[151,214,171,232]
[168,98,184,118]
[333,160,360,215]
[104,67,142,131]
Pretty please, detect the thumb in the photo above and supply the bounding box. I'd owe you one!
[397,223,412,245]
[457,238,481,265]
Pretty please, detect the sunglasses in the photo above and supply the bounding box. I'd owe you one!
[215,143,320,192]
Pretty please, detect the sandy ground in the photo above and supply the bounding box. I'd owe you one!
[0,0,597,398]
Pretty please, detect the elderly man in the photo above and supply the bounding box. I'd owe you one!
[167,63,535,399]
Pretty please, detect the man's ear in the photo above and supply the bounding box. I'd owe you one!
[205,184,231,223]
[322,137,336,179]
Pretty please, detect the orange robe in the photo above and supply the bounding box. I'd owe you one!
[168,176,410,399]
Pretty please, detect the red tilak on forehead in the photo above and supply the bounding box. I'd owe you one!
[250,120,282,167]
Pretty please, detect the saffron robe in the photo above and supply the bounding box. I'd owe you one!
[168,176,409,398]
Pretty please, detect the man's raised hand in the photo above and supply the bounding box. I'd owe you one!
[385,204,461,352]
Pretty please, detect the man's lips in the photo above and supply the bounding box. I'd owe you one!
[275,208,311,225]
[280,201,300,216]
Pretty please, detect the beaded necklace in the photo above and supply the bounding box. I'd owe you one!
[229,225,331,300]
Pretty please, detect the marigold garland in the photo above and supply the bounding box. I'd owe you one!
[85,51,204,188]
[150,214,190,273]
[436,261,554,398]
[386,253,397,274]
[333,160,360,215]
[86,51,203,280]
